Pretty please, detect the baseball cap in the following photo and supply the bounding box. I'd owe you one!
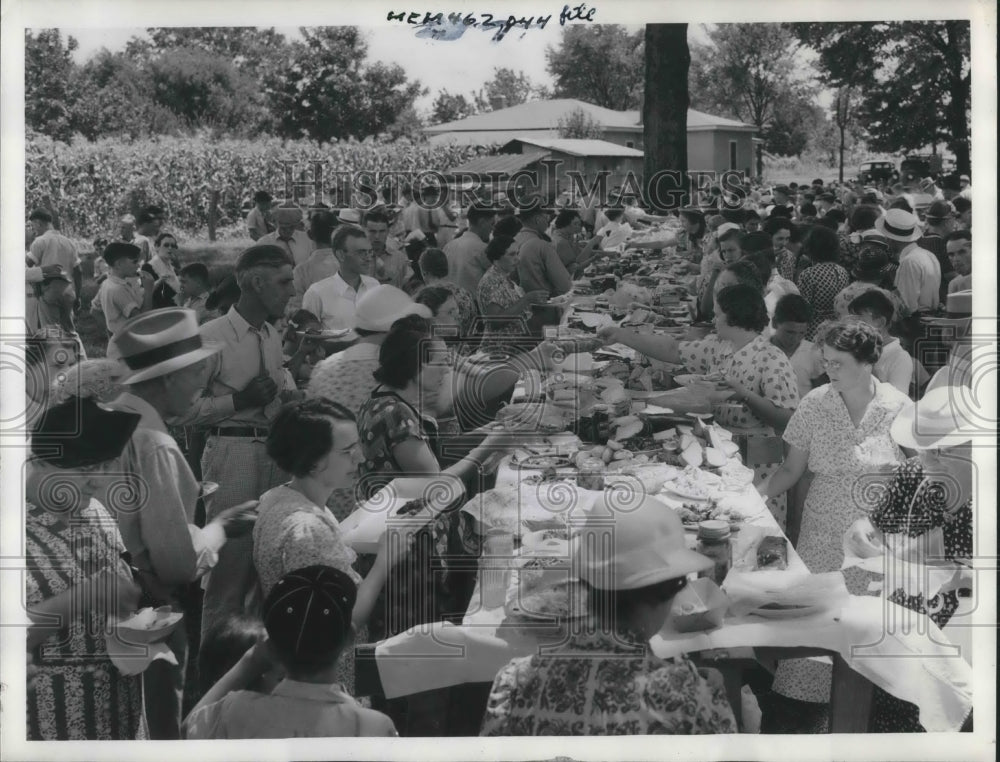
[572,494,712,591]
[262,565,358,666]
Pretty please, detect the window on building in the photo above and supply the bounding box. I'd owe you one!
[626,141,635,148]
[729,141,738,170]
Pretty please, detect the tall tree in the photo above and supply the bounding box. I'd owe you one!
[25,29,79,140]
[788,21,971,174]
[473,67,549,111]
[644,25,690,211]
[689,24,817,172]
[546,26,644,109]
[269,27,424,142]
[832,87,853,182]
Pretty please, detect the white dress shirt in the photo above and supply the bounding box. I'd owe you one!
[895,243,942,314]
[259,229,315,267]
[302,272,379,331]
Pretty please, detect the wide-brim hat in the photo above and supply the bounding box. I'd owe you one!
[572,494,713,590]
[112,308,220,385]
[354,285,432,333]
[337,208,361,225]
[891,385,981,450]
[31,396,141,468]
[924,200,953,222]
[874,209,922,242]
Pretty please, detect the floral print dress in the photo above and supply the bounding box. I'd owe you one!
[477,265,529,352]
[679,333,800,527]
[356,387,480,638]
[796,262,851,340]
[771,380,912,703]
[867,459,973,732]
[480,627,737,735]
[26,500,143,740]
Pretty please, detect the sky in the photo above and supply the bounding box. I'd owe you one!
[61,23,711,115]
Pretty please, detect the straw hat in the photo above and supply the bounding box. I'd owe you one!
[572,494,712,590]
[353,285,432,333]
[891,385,981,450]
[874,209,922,243]
[111,308,220,385]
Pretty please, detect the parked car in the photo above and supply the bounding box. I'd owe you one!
[858,160,897,185]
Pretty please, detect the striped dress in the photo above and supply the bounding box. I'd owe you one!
[26,500,143,740]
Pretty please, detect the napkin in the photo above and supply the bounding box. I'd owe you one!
[723,570,849,617]
[108,638,178,676]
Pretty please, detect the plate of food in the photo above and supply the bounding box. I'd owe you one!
[110,606,184,646]
[295,327,354,341]
[661,470,718,503]
[748,603,827,620]
[513,454,574,470]
[495,402,570,432]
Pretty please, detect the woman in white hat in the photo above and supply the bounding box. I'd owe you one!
[846,384,977,732]
[480,495,737,736]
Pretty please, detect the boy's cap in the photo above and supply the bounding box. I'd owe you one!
[263,565,357,664]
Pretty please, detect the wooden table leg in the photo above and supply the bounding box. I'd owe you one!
[829,653,874,732]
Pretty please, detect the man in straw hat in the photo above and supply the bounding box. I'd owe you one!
[481,493,737,735]
[174,244,303,642]
[259,204,314,266]
[106,308,262,738]
[919,200,956,299]
[876,208,942,318]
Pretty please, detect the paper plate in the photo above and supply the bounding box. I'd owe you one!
[748,603,827,620]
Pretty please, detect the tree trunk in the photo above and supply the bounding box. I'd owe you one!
[838,125,846,183]
[944,21,971,176]
[643,24,690,212]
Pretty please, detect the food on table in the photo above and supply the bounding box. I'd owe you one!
[755,536,788,571]
[718,460,755,490]
[680,440,704,467]
[703,446,728,468]
[615,419,645,440]
[472,489,521,533]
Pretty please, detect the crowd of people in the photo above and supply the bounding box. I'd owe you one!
[20,167,977,740]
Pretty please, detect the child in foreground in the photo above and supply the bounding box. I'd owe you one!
[183,565,397,739]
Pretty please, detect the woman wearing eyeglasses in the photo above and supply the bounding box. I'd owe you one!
[757,319,912,727]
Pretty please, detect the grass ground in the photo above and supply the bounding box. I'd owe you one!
[77,239,250,358]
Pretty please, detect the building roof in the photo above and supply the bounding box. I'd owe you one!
[503,137,644,158]
[447,150,550,177]
[428,129,562,147]
[424,98,756,137]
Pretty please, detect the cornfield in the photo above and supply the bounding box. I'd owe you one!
[25,132,489,238]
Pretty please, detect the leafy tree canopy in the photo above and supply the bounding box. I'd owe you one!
[546,25,644,110]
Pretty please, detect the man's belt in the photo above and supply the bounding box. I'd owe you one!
[208,425,269,438]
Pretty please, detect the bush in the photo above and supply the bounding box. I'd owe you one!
[26,133,489,238]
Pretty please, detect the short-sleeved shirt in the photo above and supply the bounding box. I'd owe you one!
[797,262,851,339]
[183,679,397,739]
[246,207,274,240]
[782,381,911,476]
[303,273,379,332]
[480,628,737,736]
[357,387,439,501]
[28,230,80,276]
[252,484,361,597]
[679,333,800,428]
[97,275,143,342]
